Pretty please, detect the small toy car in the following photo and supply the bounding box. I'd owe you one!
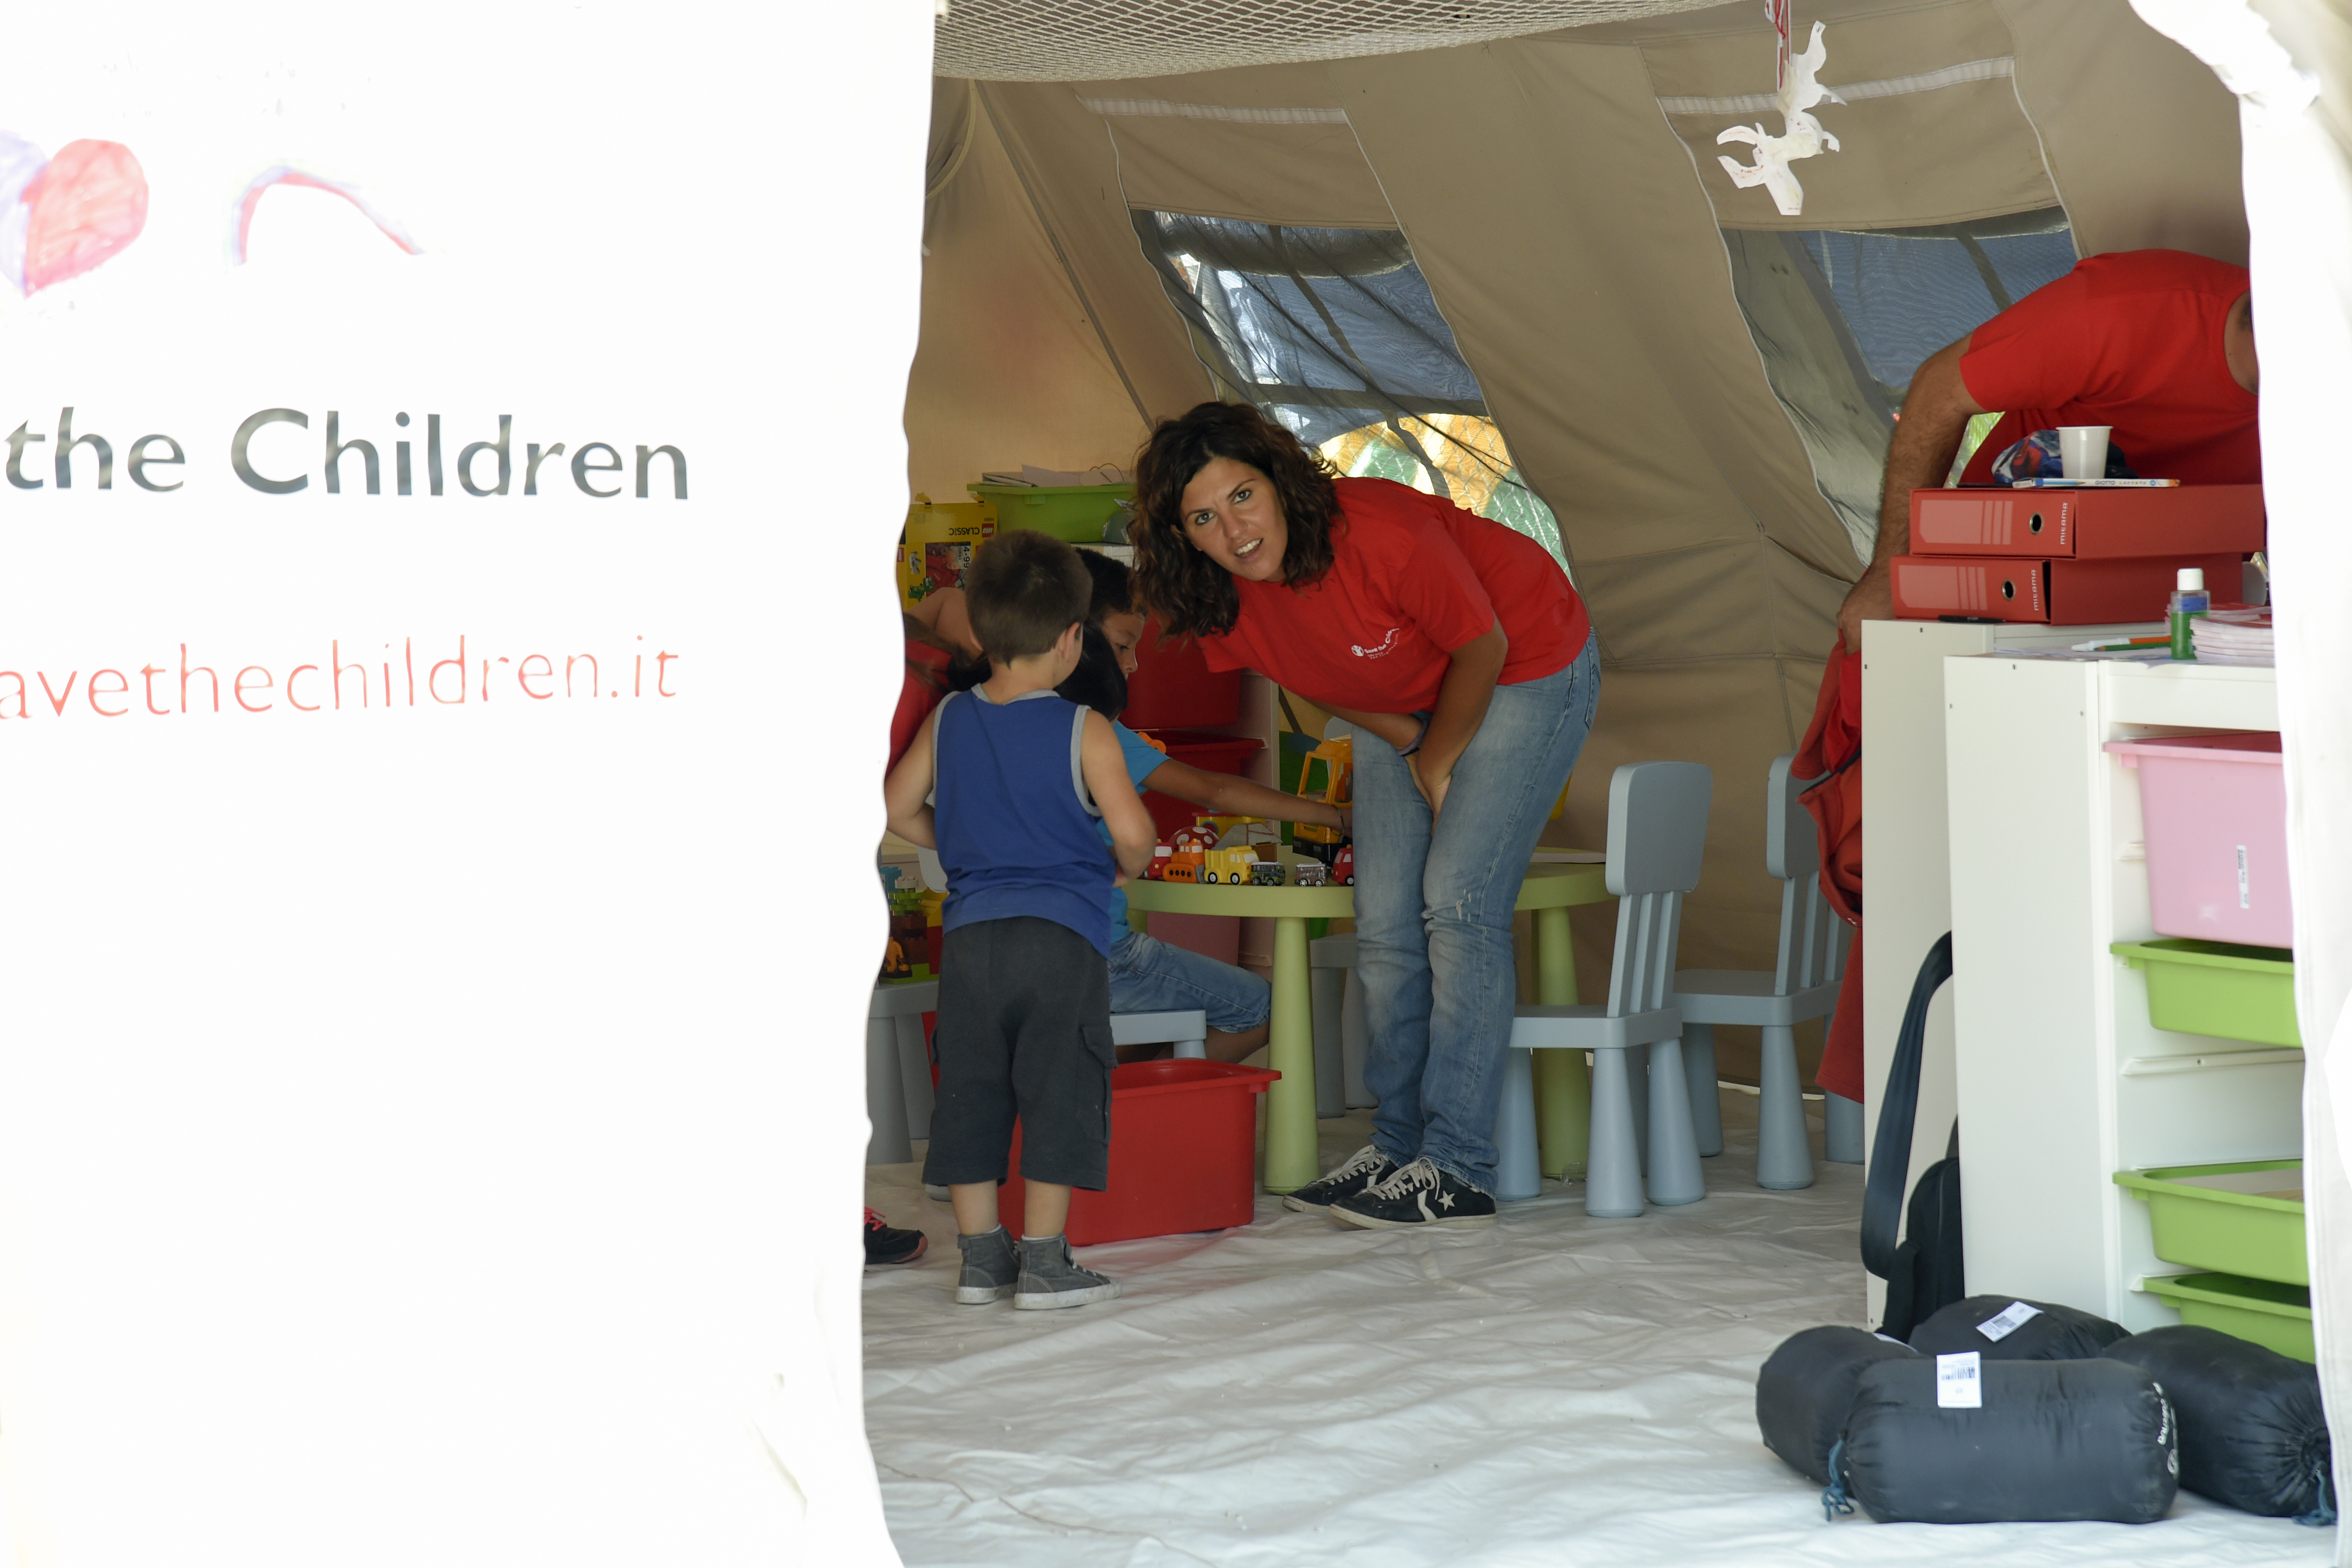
[1200,848,1258,885]
[1247,859,1287,887]
[1288,859,1327,888]
[1144,843,1173,881]
[1331,844,1355,886]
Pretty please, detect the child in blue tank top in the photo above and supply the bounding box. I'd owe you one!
[885,531,1155,1311]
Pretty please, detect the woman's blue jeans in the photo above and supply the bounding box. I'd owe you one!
[1351,636,1599,1194]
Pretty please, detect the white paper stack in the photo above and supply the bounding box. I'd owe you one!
[2192,608,2275,666]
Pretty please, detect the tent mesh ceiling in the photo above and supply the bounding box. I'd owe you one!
[933,0,1729,82]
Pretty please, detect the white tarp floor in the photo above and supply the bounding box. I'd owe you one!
[864,1091,2331,1568]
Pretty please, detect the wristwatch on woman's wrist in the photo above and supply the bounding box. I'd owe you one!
[1398,711,1433,757]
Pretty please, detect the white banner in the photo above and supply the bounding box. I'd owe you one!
[0,5,925,1563]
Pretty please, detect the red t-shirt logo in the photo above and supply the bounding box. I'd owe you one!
[1351,628,1400,659]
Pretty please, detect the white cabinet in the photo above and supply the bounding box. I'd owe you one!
[1858,618,2155,1323]
[1942,655,2291,1327]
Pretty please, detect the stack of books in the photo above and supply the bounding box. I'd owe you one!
[2191,608,2275,666]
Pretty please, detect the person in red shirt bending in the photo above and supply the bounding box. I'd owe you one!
[1836,249,2260,647]
[1132,402,1597,1232]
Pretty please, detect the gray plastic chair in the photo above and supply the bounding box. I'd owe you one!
[1111,1009,1209,1060]
[866,980,939,1165]
[1500,761,1712,1217]
[1671,753,1851,1191]
[1310,932,1373,1116]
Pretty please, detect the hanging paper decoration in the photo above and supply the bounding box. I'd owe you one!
[1715,15,1844,217]
[0,132,149,295]
[229,166,421,264]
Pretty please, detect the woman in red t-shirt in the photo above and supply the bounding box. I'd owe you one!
[1132,402,1598,1231]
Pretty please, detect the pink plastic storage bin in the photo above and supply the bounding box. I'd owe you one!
[2106,732,2291,948]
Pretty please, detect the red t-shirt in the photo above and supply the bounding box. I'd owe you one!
[1958,250,2258,486]
[1198,477,1590,713]
[888,639,954,774]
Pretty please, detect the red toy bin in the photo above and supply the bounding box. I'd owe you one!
[1000,1060,1279,1245]
[1123,616,1240,728]
[1138,730,1265,840]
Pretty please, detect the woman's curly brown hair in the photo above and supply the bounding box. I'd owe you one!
[1130,402,1341,637]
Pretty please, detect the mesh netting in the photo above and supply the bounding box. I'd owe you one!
[934,0,1727,83]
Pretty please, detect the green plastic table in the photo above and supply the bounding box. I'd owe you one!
[1125,860,1612,1192]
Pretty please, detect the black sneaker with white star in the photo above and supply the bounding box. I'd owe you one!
[1329,1156,1498,1231]
[1280,1143,1398,1213]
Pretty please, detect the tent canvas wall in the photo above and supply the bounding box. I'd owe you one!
[908,4,2352,1557]
[909,0,2248,1090]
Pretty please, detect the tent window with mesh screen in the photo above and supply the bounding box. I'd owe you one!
[1721,207,2077,557]
[1794,208,2079,410]
[1133,208,1570,570]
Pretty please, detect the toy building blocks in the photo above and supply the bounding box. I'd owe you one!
[1169,823,1218,855]
[1293,735,1352,852]
[1161,822,1216,883]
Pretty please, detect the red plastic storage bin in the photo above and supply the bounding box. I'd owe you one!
[1137,730,1265,840]
[2106,731,2291,948]
[1000,1059,1278,1245]
[1124,616,1240,728]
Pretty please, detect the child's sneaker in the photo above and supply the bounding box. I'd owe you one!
[1329,1156,1499,1231]
[1012,1234,1120,1311]
[1281,1143,1397,1213]
[864,1208,929,1266]
[954,1226,1019,1304]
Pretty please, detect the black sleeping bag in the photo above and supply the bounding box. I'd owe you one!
[2103,1325,2334,1523]
[1756,1326,1919,1482]
[1830,1357,2178,1524]
[1907,1294,2127,1360]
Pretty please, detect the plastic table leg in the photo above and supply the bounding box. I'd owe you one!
[1261,915,1319,1193]
[1530,905,1590,1180]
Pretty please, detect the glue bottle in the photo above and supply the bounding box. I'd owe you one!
[2168,566,2210,660]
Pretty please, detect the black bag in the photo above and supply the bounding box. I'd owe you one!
[1756,1326,1919,1482]
[1828,1357,2179,1525]
[2104,1325,2335,1523]
[1909,1295,2128,1361]
[1863,933,1962,1340]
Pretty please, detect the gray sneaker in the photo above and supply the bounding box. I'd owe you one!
[1281,1143,1398,1213]
[1012,1234,1120,1311]
[954,1226,1019,1305]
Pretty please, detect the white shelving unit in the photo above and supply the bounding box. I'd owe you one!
[1942,654,2291,1328]
[1858,618,2156,1323]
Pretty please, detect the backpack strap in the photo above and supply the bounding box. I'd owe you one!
[1862,931,1954,1281]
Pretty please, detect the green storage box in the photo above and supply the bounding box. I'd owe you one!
[2112,938,2299,1046]
[2142,1271,2313,1362]
[968,482,1135,544]
[2114,1160,2305,1284]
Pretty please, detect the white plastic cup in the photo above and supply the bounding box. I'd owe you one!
[2058,425,2113,481]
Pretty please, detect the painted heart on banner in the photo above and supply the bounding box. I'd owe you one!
[18,138,148,294]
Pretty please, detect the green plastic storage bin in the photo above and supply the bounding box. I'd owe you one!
[2142,1271,2313,1361]
[968,482,1134,543]
[2114,1160,2305,1284]
[2112,938,2299,1047]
